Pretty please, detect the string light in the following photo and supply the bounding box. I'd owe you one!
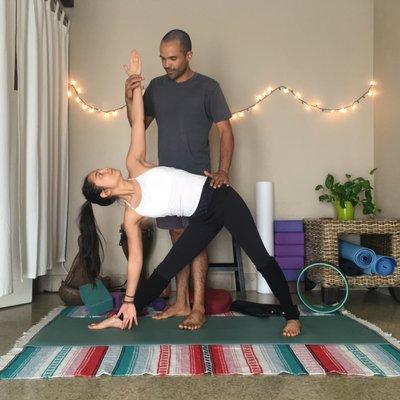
[68,79,377,120]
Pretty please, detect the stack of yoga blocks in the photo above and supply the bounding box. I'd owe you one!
[274,220,305,289]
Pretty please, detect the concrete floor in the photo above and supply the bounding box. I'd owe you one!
[0,290,400,400]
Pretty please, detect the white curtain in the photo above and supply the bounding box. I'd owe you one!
[0,0,69,295]
[0,0,14,296]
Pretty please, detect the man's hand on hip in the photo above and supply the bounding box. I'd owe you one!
[204,170,230,189]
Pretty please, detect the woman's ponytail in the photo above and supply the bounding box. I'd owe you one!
[78,201,105,283]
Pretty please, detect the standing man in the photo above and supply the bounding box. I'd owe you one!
[125,30,234,330]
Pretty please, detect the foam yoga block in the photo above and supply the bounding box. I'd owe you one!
[275,245,305,257]
[283,270,303,281]
[339,240,376,269]
[111,292,122,311]
[276,257,304,269]
[150,298,166,311]
[371,255,396,276]
[274,232,305,245]
[79,279,114,316]
[274,220,303,233]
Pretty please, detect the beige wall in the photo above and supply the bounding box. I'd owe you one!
[373,0,400,217]
[64,0,374,290]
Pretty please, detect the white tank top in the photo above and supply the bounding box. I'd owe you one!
[125,167,207,218]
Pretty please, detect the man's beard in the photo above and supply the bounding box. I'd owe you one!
[166,65,188,80]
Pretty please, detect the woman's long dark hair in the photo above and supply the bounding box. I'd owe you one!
[78,176,117,283]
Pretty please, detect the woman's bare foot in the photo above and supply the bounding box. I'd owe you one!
[88,315,124,330]
[179,309,207,331]
[124,50,142,76]
[152,302,191,320]
[282,319,301,337]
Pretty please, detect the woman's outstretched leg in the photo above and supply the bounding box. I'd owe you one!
[222,187,301,336]
[88,216,222,331]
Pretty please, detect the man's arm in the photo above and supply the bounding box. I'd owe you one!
[205,119,234,188]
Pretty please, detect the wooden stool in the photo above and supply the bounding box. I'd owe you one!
[208,236,246,296]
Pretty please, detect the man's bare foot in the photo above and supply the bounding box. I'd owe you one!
[88,315,123,330]
[152,303,191,320]
[282,319,301,337]
[179,309,207,330]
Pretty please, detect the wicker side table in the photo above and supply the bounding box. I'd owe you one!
[303,218,400,302]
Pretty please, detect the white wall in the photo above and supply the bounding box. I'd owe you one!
[373,0,400,217]
[63,0,374,290]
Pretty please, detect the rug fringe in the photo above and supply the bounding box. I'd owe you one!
[0,306,65,371]
[341,309,400,350]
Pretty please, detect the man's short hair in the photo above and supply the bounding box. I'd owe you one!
[161,29,192,53]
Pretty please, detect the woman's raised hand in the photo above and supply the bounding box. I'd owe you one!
[124,50,142,76]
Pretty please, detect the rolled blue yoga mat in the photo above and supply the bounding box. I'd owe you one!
[372,255,396,276]
[339,240,376,270]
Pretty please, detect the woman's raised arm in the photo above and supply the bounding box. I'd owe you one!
[124,51,147,172]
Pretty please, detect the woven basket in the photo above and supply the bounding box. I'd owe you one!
[303,218,400,288]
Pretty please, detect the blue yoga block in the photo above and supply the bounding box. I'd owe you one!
[79,279,114,316]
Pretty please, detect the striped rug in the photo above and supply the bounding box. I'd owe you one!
[0,307,399,379]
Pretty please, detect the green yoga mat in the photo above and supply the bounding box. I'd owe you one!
[27,315,385,347]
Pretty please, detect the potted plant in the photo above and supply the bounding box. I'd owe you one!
[315,169,380,220]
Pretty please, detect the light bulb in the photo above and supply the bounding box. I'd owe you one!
[81,104,87,110]
[112,111,118,117]
[70,80,76,86]
[75,97,81,103]
[67,91,72,97]
[304,105,311,111]
[104,113,109,119]
[295,92,302,98]
[232,114,238,120]
[351,104,357,110]
[370,80,376,86]
[253,104,259,110]
[256,95,262,101]
[282,88,289,94]
[89,108,95,113]
[339,108,347,113]
[76,87,82,94]
[367,90,374,96]
[267,87,273,93]
[238,112,244,118]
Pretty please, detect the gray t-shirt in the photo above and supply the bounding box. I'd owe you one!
[143,72,231,175]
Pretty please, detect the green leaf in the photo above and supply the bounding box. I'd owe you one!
[315,184,323,191]
[369,167,377,175]
[325,174,334,190]
[345,174,351,179]
[319,194,331,203]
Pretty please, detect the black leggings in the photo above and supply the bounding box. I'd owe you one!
[134,185,300,320]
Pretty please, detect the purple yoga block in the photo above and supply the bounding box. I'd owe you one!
[274,220,303,233]
[276,257,304,269]
[275,245,305,257]
[274,232,304,245]
[283,269,304,281]
[112,292,122,311]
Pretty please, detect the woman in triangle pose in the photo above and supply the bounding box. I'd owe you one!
[81,51,301,336]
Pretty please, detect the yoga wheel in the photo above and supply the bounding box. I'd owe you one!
[297,262,349,314]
